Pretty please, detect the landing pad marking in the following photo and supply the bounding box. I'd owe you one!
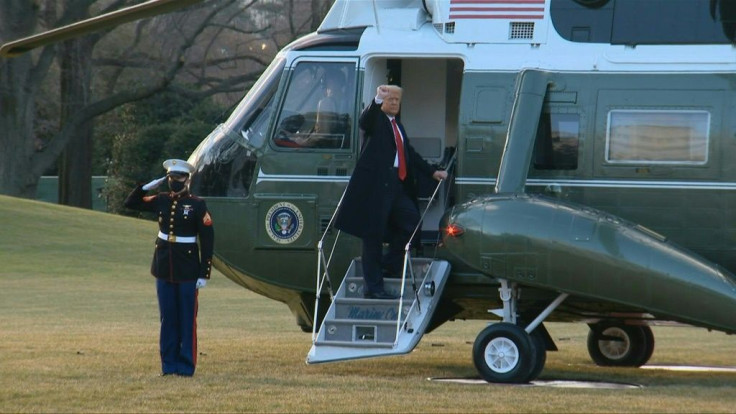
[429,365,736,387]
[428,378,641,389]
[641,365,736,373]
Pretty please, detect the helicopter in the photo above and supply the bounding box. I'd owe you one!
[4,0,736,384]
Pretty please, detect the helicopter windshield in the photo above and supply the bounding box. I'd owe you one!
[187,56,285,197]
[188,124,258,198]
[228,55,285,149]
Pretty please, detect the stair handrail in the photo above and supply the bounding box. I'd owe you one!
[394,154,455,346]
[314,153,456,346]
[312,185,349,342]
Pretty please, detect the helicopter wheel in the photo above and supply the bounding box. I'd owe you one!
[637,325,655,366]
[586,322,654,367]
[526,328,547,382]
[472,323,539,383]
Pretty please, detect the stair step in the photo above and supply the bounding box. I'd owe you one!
[346,262,435,279]
[343,276,423,286]
[342,277,420,299]
[320,319,401,343]
[313,339,395,349]
[334,297,413,305]
[333,297,413,321]
[325,318,399,325]
[307,258,451,364]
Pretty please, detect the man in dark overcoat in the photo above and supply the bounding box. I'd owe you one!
[124,159,214,376]
[335,85,447,299]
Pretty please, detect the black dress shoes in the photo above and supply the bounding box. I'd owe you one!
[382,270,401,279]
[364,290,399,300]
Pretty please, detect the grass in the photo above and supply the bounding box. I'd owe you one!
[1,194,735,413]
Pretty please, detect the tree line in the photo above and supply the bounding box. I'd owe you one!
[0,0,331,211]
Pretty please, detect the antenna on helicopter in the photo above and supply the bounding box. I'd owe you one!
[0,0,203,58]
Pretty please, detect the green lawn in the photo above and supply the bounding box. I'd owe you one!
[1,195,735,413]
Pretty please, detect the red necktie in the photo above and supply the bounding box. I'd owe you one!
[391,118,406,181]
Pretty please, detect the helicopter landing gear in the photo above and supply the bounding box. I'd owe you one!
[527,328,548,381]
[473,323,537,383]
[472,279,567,383]
[587,322,655,367]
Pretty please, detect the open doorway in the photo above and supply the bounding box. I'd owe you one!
[362,57,464,241]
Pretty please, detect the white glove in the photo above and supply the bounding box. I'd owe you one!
[142,176,166,191]
[196,278,207,289]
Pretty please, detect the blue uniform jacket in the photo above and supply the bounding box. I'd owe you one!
[125,186,214,282]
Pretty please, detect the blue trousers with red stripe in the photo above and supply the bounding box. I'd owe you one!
[156,278,198,376]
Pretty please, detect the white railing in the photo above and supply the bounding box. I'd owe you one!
[311,188,347,343]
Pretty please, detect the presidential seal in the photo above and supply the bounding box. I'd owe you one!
[265,202,304,244]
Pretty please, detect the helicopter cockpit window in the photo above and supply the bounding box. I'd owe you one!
[533,113,580,170]
[234,57,284,149]
[189,125,258,198]
[188,58,285,198]
[606,110,709,164]
[273,62,355,149]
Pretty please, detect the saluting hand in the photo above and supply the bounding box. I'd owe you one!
[142,176,167,191]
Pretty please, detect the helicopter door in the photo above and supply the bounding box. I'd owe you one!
[254,58,359,249]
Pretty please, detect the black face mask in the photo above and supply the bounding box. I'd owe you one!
[168,178,187,193]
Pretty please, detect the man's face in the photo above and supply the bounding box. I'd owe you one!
[380,90,402,116]
[325,79,339,97]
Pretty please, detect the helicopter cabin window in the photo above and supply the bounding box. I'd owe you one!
[273,62,355,150]
[551,0,736,44]
[533,113,580,170]
[606,110,709,164]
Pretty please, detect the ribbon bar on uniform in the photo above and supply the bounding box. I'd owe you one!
[158,231,197,243]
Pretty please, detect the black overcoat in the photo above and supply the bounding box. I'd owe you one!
[125,186,214,282]
[335,99,437,239]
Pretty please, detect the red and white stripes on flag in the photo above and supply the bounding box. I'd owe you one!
[449,0,545,20]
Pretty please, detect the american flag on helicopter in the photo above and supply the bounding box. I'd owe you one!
[449,0,546,20]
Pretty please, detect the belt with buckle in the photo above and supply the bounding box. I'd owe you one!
[158,231,197,243]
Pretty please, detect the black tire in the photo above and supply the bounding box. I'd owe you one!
[635,325,655,366]
[473,323,537,383]
[526,328,547,382]
[586,323,649,367]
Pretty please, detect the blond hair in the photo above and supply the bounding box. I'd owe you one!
[385,85,403,96]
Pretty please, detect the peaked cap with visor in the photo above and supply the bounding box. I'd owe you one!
[163,159,195,176]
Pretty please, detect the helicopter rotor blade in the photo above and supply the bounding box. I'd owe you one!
[0,0,204,58]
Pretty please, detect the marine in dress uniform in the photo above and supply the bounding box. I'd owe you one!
[335,85,447,299]
[124,159,214,376]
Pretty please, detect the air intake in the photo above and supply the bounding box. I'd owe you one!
[510,22,534,39]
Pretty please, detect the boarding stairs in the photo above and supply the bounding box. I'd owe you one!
[307,152,455,364]
[307,256,450,363]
